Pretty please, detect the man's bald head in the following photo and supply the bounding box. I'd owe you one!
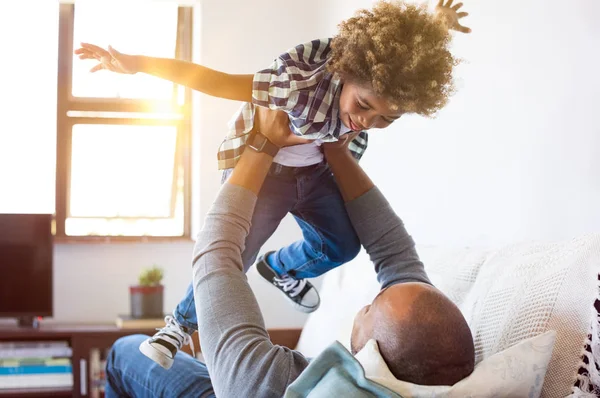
[350,283,474,385]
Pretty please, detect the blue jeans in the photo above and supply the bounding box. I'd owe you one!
[105,334,215,398]
[174,161,361,331]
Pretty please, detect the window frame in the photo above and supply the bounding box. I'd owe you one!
[55,3,193,242]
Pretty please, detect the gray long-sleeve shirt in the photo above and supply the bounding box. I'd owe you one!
[192,183,430,398]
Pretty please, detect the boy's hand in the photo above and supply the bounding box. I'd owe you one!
[254,107,313,147]
[435,0,471,34]
[74,43,139,74]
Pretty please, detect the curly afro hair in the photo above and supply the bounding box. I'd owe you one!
[328,1,459,116]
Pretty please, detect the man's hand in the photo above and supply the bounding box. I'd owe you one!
[254,107,313,147]
[74,43,139,74]
[322,132,360,151]
[321,131,373,202]
[435,0,471,34]
[322,131,360,160]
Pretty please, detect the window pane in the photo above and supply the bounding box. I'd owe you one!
[67,124,183,237]
[72,2,178,100]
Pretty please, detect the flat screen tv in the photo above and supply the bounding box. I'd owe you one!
[0,214,53,326]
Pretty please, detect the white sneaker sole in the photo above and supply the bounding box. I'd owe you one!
[293,300,319,313]
[139,338,175,370]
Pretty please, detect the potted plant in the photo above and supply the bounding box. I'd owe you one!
[130,265,164,319]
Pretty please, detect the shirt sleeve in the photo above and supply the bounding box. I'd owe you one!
[252,39,331,116]
[345,187,432,289]
[192,183,309,398]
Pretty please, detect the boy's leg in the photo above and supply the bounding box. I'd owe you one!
[172,282,198,331]
[170,170,239,333]
[140,168,297,368]
[172,166,296,318]
[172,168,297,326]
[239,169,299,271]
[106,334,215,398]
[263,163,361,279]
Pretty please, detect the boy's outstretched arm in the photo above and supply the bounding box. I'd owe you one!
[74,43,253,102]
[137,56,253,102]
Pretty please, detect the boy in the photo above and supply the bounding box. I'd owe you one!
[75,0,470,370]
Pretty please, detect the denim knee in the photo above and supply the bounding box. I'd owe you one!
[326,233,361,266]
[107,335,144,370]
[105,336,129,396]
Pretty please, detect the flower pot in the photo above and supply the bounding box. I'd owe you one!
[129,285,164,319]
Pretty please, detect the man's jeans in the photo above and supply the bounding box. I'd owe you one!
[174,161,361,331]
[105,334,215,398]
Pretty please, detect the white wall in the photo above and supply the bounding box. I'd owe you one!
[324,0,600,247]
[4,0,599,328]
[0,3,58,214]
[1,0,330,327]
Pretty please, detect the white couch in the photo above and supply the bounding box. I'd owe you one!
[295,234,600,397]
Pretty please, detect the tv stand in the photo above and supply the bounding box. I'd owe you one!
[17,316,40,328]
[0,323,160,397]
[0,323,299,397]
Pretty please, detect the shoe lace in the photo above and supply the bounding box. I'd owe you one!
[273,275,306,298]
[158,315,195,356]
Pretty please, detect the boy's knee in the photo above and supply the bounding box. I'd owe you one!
[105,335,145,398]
[328,234,361,265]
[108,334,146,369]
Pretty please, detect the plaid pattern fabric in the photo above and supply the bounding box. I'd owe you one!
[217,38,368,170]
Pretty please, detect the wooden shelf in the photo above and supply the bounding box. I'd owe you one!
[0,324,157,398]
[0,387,72,397]
[0,323,156,338]
[0,324,302,397]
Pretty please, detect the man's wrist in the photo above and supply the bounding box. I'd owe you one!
[243,146,275,163]
[247,131,280,158]
[228,146,274,195]
[324,147,352,162]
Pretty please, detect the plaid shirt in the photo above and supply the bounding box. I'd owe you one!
[217,38,368,170]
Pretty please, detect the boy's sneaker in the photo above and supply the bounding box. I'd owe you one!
[139,315,193,370]
[256,252,320,313]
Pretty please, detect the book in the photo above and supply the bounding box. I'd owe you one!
[115,315,166,329]
[0,365,72,375]
[0,358,71,367]
[0,342,72,359]
[0,373,73,389]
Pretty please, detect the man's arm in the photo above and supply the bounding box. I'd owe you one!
[192,110,309,398]
[322,142,374,202]
[323,145,432,289]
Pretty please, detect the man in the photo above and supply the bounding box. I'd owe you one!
[105,108,475,397]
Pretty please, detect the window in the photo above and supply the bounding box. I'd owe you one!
[56,3,193,240]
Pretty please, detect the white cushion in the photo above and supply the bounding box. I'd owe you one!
[356,331,556,398]
[296,234,600,397]
[460,234,600,397]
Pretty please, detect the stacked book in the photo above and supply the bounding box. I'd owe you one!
[0,341,73,390]
[115,314,166,329]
